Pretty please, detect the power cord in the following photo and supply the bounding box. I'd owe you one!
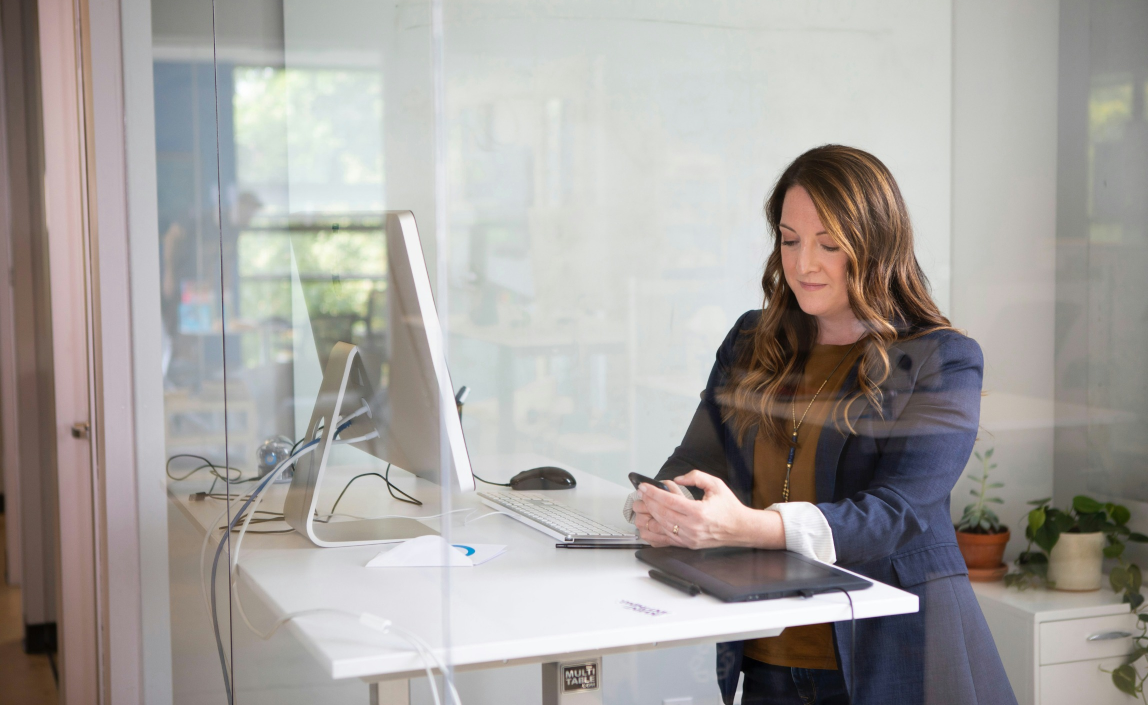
[454,386,511,487]
[801,587,857,700]
[166,454,242,482]
[207,438,320,704]
[192,401,463,705]
[472,474,511,487]
[174,405,419,519]
[832,587,857,701]
[207,422,471,705]
[360,613,461,705]
[329,464,423,517]
[207,412,359,705]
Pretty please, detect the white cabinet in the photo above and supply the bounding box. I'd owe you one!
[972,581,1140,705]
[1040,657,1134,705]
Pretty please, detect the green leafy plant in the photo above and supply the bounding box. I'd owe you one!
[1109,614,1148,702]
[956,448,1005,533]
[1005,495,1148,699]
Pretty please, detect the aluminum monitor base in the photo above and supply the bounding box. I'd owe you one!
[284,342,439,547]
[311,517,437,545]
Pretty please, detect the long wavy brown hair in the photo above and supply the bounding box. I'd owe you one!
[724,144,952,445]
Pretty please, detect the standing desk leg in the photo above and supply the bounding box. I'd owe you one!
[543,658,603,705]
[369,679,410,705]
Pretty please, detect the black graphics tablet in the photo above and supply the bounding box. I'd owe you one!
[636,546,872,602]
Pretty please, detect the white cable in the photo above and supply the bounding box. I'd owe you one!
[462,510,516,526]
[360,613,462,705]
[200,442,316,618]
[209,473,476,617]
[387,621,461,705]
[228,440,473,638]
[212,408,462,705]
[224,603,460,705]
[378,507,474,522]
[235,603,355,641]
[333,430,380,445]
[335,400,372,429]
[231,444,317,574]
[201,411,372,703]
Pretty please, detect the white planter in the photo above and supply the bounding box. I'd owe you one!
[1048,532,1104,591]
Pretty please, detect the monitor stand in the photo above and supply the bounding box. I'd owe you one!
[283,342,438,547]
[310,517,436,545]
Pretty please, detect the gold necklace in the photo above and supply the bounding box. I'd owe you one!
[781,342,860,502]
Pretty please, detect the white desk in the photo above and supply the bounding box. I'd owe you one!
[169,455,918,702]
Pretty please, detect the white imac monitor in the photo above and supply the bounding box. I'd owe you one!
[283,211,475,547]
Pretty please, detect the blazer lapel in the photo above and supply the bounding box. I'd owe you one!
[814,343,912,503]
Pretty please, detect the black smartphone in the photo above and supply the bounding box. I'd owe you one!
[628,472,669,492]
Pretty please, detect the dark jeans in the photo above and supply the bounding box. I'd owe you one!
[741,659,850,705]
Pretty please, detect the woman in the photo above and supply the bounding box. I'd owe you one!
[630,145,1015,705]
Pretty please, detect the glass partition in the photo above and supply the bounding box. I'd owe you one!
[121,1,1148,704]
[138,0,454,702]
[437,1,953,485]
[435,2,955,703]
[145,1,240,701]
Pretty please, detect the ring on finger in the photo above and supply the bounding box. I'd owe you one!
[672,524,679,535]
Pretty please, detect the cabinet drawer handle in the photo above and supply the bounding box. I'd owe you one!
[1087,631,1133,641]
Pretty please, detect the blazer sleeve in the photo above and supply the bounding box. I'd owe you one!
[654,310,758,488]
[816,333,984,565]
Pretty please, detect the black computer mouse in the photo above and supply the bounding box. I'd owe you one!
[509,466,577,490]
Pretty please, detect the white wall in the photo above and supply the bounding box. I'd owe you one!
[950,0,1060,558]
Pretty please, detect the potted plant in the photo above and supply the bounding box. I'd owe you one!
[1005,495,1148,698]
[1006,495,1148,592]
[955,448,1010,581]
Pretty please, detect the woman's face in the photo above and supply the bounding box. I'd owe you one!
[779,185,853,324]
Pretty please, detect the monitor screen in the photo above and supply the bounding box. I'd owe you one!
[288,211,474,493]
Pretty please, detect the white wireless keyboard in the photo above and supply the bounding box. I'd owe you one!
[477,491,638,543]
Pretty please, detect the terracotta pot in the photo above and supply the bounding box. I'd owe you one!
[1048,531,1104,591]
[956,528,1010,573]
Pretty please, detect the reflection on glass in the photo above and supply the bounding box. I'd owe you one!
[234,66,384,215]
[439,3,954,489]
[1059,2,1148,503]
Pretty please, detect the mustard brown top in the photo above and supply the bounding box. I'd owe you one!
[743,342,863,670]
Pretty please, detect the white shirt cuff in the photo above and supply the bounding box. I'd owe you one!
[766,502,837,564]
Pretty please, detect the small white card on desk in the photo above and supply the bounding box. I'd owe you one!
[366,535,507,568]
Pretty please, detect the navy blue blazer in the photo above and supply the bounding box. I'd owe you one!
[656,310,1016,705]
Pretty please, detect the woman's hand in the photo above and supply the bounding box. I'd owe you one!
[634,470,786,550]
